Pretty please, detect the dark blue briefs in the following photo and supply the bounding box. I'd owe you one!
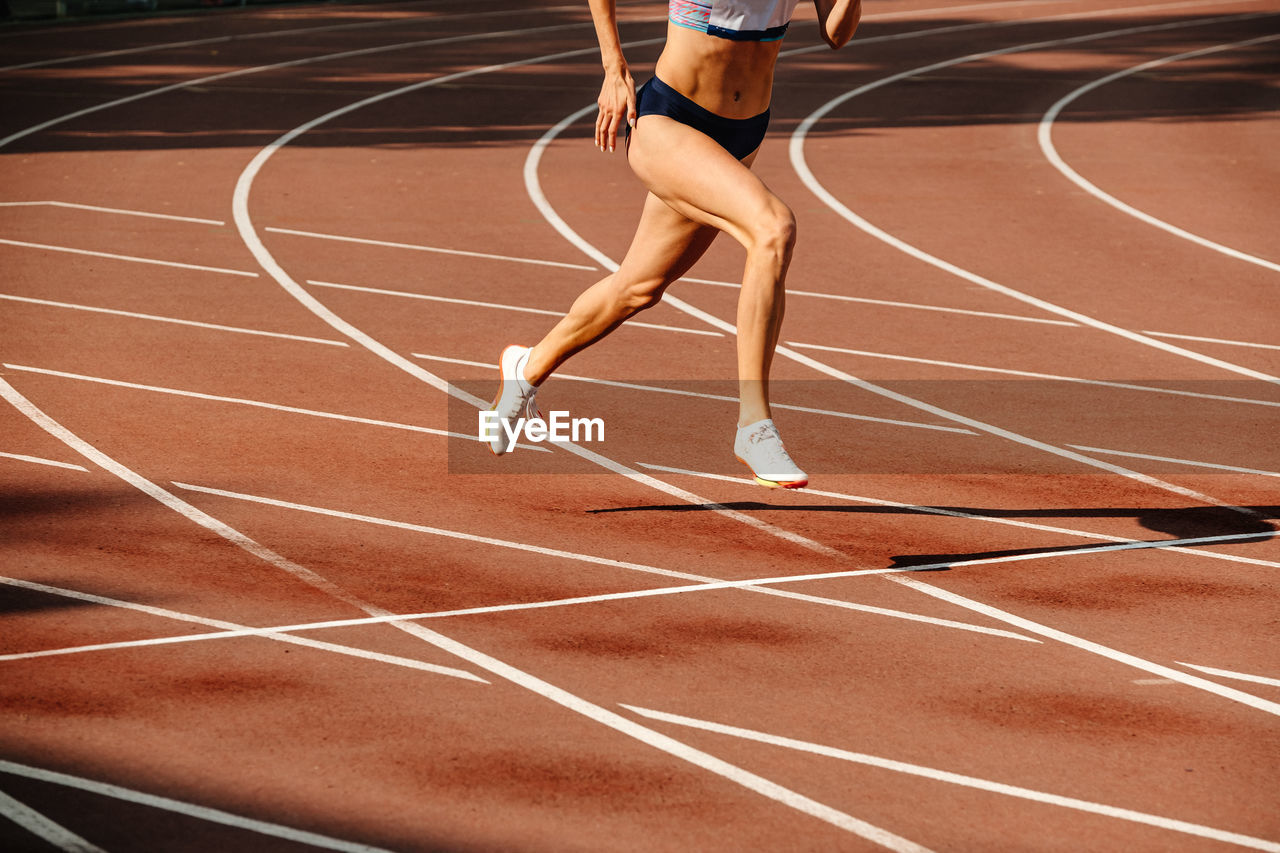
[633,76,770,161]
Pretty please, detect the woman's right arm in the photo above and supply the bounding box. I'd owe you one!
[588,0,636,152]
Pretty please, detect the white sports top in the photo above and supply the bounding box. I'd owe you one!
[669,0,800,41]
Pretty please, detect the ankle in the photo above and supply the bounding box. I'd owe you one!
[521,348,543,388]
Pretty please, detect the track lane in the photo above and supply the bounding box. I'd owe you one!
[3,0,1278,848]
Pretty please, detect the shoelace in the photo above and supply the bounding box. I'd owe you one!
[746,424,796,467]
[523,387,542,420]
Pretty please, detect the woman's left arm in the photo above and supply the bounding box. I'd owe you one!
[812,0,862,49]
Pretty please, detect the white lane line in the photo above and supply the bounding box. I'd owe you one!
[219,8,1266,820]
[0,293,348,347]
[523,92,1280,716]
[788,341,1280,409]
[689,278,1280,352]
[0,564,983,663]
[641,463,1280,570]
[311,633,935,850]
[622,705,1280,852]
[413,352,976,434]
[780,0,1255,59]
[0,363,554,451]
[886,571,1280,716]
[212,20,1280,835]
[0,200,224,225]
[0,377,496,680]
[0,451,88,471]
[789,11,1280,387]
[7,11,1249,838]
[0,760,395,853]
[19,25,904,847]
[531,108,1250,515]
[268,226,596,271]
[0,237,258,278]
[169,479,1033,641]
[233,35,843,561]
[36,512,1280,661]
[0,788,107,853]
[526,106,1280,720]
[0,2,586,72]
[1068,446,1280,479]
[861,0,1061,20]
[683,275,1079,327]
[0,387,928,852]
[307,279,720,338]
[1178,663,1280,689]
[1143,330,1280,353]
[0,575,486,683]
[1039,33,1280,275]
[0,21,605,152]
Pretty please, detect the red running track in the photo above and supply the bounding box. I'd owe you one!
[1,0,1278,850]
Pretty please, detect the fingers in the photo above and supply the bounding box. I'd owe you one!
[605,111,621,153]
[595,75,636,153]
[596,105,624,152]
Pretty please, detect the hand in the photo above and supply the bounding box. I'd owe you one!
[595,69,636,153]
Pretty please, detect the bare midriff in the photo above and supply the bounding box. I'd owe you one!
[654,22,783,119]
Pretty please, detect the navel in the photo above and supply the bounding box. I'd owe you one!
[733,90,741,102]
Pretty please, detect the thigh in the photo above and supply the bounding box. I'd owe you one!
[628,114,782,250]
[614,190,719,291]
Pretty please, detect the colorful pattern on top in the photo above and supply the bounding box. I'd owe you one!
[669,0,798,41]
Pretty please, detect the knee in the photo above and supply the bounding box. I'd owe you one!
[749,201,797,260]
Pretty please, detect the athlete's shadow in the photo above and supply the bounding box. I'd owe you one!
[587,502,1279,568]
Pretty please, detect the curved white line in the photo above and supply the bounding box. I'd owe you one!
[1039,32,1280,274]
[0,3,579,73]
[3,0,1046,75]
[230,36,844,558]
[521,87,1280,718]
[0,377,929,851]
[789,11,1280,386]
[779,0,1254,59]
[223,35,948,849]
[0,21,598,151]
[530,103,1249,512]
[4,11,1273,839]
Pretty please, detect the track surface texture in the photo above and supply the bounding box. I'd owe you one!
[2,0,1278,850]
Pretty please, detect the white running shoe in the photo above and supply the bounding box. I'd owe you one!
[734,418,808,489]
[488,345,540,455]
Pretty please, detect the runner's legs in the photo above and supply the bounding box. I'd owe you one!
[525,113,792,429]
